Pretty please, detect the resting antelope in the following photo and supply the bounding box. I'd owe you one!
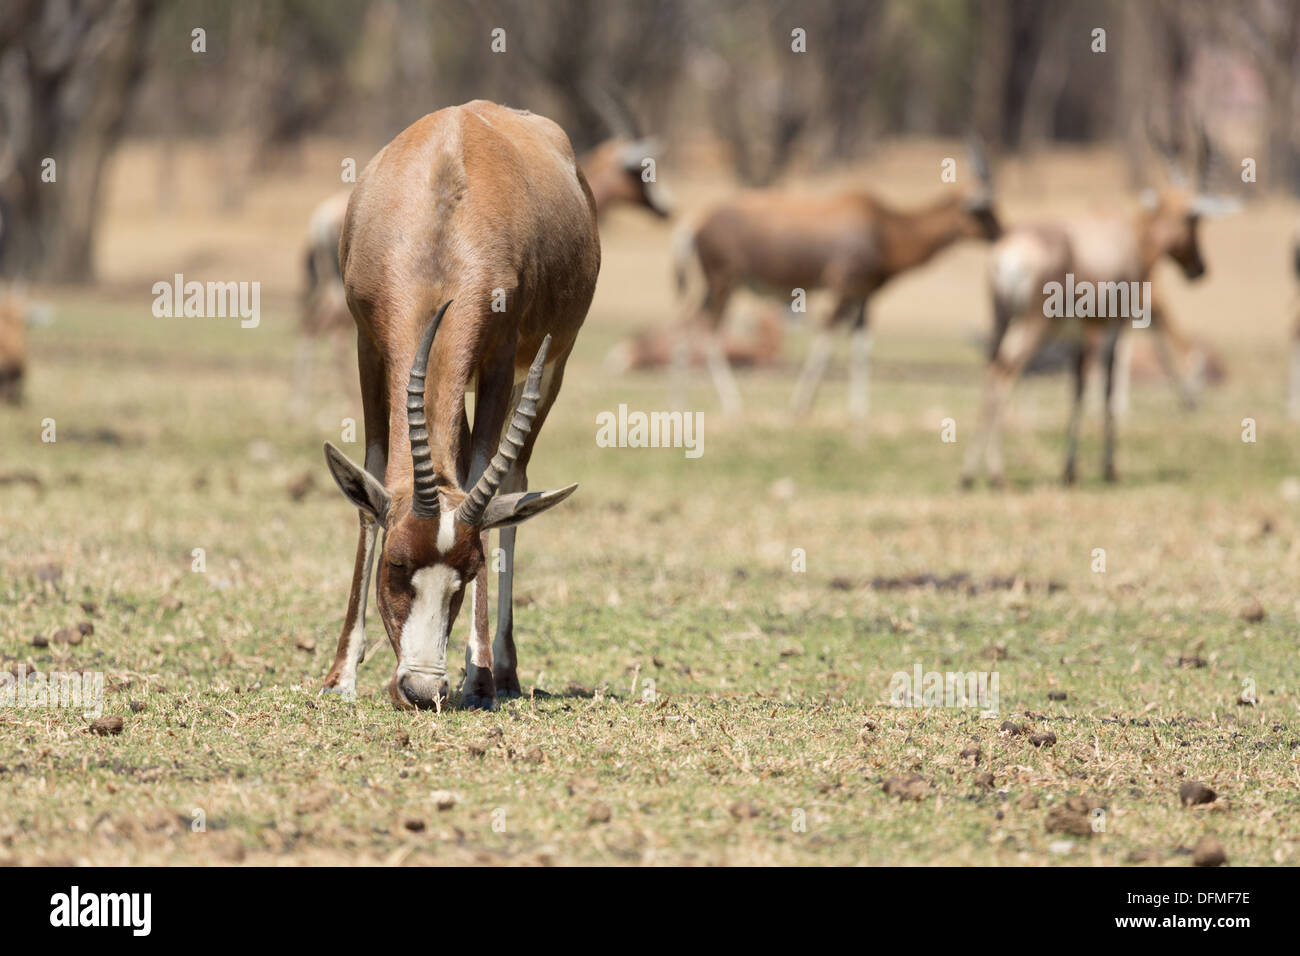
[672,146,1000,417]
[959,187,1231,488]
[605,306,783,374]
[320,100,600,710]
[291,137,664,414]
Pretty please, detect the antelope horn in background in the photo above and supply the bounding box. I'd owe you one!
[618,137,662,171]
[967,134,993,192]
[456,334,551,526]
[408,299,452,518]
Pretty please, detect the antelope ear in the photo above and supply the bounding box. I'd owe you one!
[479,484,578,530]
[324,442,390,521]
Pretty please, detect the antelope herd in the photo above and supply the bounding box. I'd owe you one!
[1,94,1290,713]
[286,98,1288,708]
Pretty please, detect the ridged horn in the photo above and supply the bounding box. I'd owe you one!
[455,334,551,526]
[407,300,452,518]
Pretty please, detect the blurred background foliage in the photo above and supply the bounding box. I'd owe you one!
[1,0,1297,281]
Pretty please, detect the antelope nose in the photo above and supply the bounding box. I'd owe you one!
[396,672,448,710]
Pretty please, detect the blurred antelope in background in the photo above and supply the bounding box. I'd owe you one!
[605,306,783,374]
[672,143,1000,417]
[0,285,27,406]
[320,100,599,711]
[960,136,1236,487]
[290,190,352,419]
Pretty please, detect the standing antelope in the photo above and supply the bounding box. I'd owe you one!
[320,100,600,711]
[959,187,1230,488]
[672,148,1000,417]
[291,137,664,413]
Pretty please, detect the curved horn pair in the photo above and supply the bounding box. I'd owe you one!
[406,301,551,525]
[455,334,552,527]
[407,300,453,518]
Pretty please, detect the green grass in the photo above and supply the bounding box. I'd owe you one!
[1,298,1297,865]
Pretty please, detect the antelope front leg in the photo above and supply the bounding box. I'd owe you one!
[790,328,833,417]
[847,306,872,420]
[461,531,496,709]
[491,468,528,698]
[492,524,522,697]
[1063,329,1100,485]
[703,329,743,417]
[322,512,379,697]
[1101,325,1121,482]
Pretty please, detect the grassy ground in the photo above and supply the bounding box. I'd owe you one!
[1,140,1298,865]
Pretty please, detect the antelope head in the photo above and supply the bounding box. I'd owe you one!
[323,301,577,710]
[585,137,673,218]
[1138,189,1238,282]
[1141,116,1240,280]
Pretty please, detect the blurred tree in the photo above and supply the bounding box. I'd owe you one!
[0,0,159,282]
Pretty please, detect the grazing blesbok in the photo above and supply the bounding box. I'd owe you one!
[0,285,28,406]
[959,186,1232,488]
[671,147,1000,417]
[292,138,664,413]
[320,100,600,711]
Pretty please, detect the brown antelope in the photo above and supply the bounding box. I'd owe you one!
[292,137,664,413]
[672,146,1000,417]
[959,186,1234,488]
[320,100,600,711]
[0,285,28,406]
[605,306,783,374]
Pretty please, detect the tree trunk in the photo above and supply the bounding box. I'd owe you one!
[0,0,158,283]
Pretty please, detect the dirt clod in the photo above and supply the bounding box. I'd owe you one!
[1192,835,1227,867]
[1046,806,1092,837]
[883,774,929,801]
[587,802,612,824]
[1238,599,1266,623]
[1029,731,1057,748]
[1179,781,1217,807]
[88,716,124,736]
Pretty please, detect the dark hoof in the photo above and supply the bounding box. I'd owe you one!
[959,474,976,491]
[1062,466,1077,486]
[461,693,497,711]
[494,672,522,698]
[320,683,356,700]
[1103,466,1119,483]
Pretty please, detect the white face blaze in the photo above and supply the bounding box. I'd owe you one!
[397,564,463,678]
